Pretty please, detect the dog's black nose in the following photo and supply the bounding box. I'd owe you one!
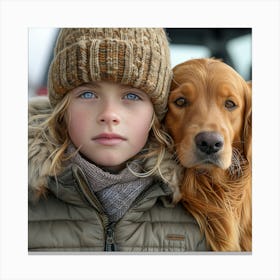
[195,132,224,155]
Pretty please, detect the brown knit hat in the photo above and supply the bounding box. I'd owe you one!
[48,28,172,120]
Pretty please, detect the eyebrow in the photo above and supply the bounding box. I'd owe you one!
[118,84,132,90]
[82,82,101,89]
[120,85,146,94]
[80,82,145,94]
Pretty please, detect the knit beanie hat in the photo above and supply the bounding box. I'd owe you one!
[47,28,172,120]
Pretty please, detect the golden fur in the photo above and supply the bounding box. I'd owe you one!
[165,58,252,251]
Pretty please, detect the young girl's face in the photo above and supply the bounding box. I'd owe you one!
[66,81,154,172]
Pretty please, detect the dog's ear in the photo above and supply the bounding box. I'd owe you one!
[243,81,252,163]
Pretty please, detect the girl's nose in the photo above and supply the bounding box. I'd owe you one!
[97,103,121,125]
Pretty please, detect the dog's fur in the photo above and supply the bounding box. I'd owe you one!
[165,58,252,251]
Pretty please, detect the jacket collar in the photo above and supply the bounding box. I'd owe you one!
[43,163,174,211]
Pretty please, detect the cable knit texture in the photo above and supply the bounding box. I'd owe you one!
[48,28,172,120]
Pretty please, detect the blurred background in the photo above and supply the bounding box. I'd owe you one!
[28,28,252,98]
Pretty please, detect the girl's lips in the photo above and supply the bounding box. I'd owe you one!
[92,133,126,146]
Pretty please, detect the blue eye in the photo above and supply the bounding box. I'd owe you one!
[124,93,141,101]
[79,91,95,99]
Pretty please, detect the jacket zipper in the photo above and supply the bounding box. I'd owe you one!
[105,222,117,251]
[73,166,169,252]
[73,166,118,251]
[103,182,166,251]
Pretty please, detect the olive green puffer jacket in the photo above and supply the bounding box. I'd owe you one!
[28,97,209,252]
[29,164,209,252]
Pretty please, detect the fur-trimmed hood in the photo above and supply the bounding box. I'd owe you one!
[28,96,54,195]
[28,96,182,201]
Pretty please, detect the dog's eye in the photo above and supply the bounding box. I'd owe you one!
[174,97,188,107]
[225,100,237,111]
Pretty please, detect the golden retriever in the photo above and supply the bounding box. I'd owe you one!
[165,58,252,251]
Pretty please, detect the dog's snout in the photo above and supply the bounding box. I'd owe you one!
[195,132,224,155]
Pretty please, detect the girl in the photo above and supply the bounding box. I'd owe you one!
[28,28,208,252]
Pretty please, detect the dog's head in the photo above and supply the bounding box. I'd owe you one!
[165,58,251,171]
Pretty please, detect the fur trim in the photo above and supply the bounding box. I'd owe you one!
[28,96,53,194]
[144,149,183,203]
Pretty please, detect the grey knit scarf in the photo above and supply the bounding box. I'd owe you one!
[68,146,153,222]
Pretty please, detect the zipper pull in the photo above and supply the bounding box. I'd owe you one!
[105,223,117,251]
